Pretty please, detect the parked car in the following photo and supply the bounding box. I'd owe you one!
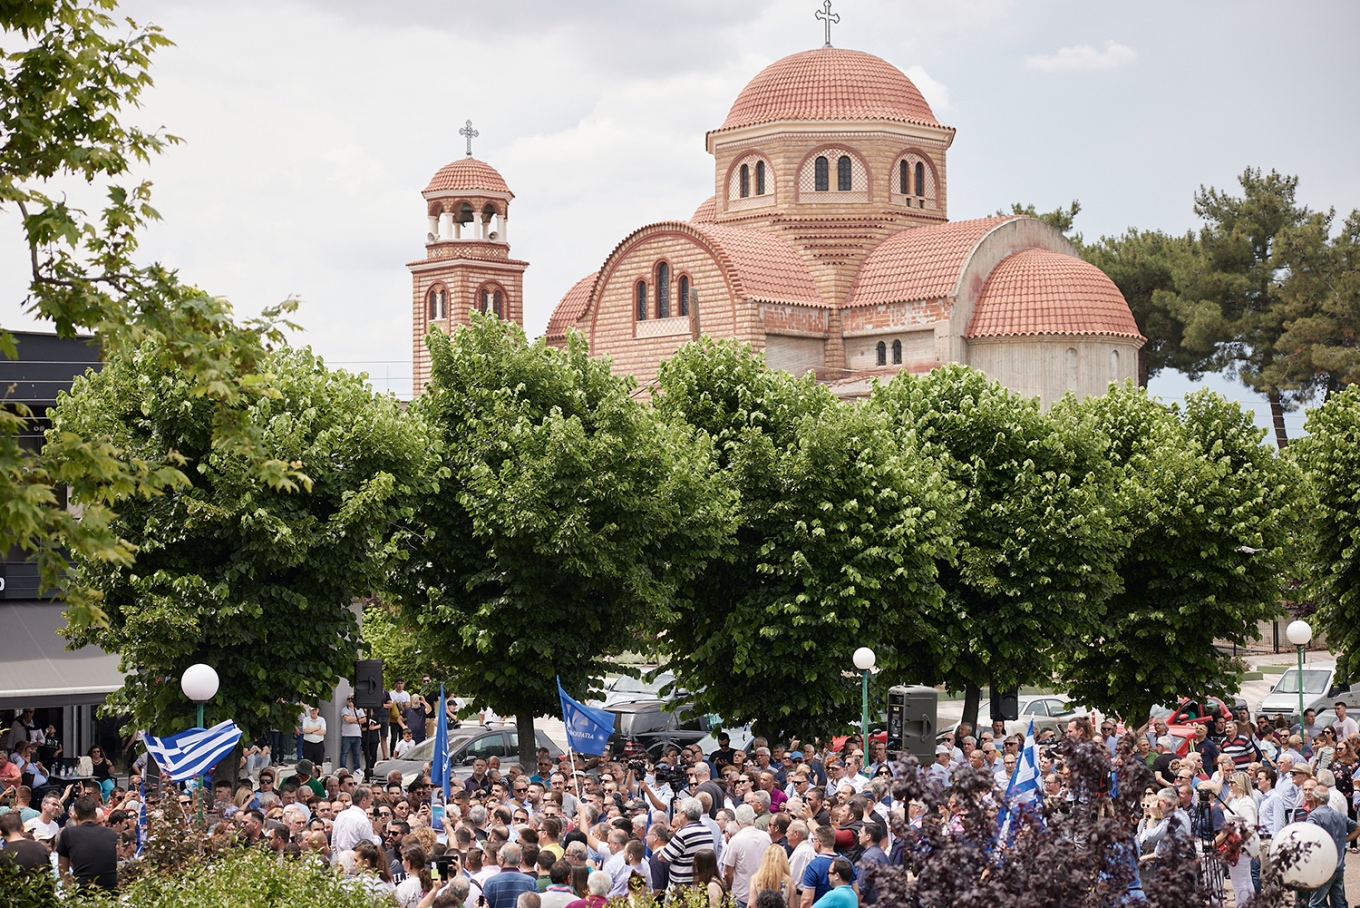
[942,695,1089,741]
[599,671,681,709]
[1257,663,1360,725]
[1154,696,1234,731]
[371,726,562,788]
[606,700,711,760]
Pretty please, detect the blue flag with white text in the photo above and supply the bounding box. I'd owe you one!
[431,683,451,804]
[1005,719,1040,804]
[557,677,614,755]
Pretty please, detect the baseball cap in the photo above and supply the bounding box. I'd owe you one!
[936,745,950,755]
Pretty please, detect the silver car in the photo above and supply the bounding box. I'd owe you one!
[371,726,563,788]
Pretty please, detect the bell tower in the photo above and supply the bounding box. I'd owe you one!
[409,121,529,395]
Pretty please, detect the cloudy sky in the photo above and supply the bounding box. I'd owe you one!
[3,0,1357,436]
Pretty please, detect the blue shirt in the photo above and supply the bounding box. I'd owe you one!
[801,855,857,903]
[482,870,540,908]
[812,886,858,908]
[1307,806,1357,871]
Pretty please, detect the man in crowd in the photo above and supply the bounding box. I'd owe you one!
[482,842,539,908]
[1333,702,1359,740]
[331,784,380,854]
[1303,783,1358,907]
[800,825,857,908]
[56,796,117,891]
[0,810,49,870]
[657,798,714,892]
[722,804,771,907]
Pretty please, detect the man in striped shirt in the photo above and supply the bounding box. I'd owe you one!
[657,798,714,889]
[1221,722,1260,769]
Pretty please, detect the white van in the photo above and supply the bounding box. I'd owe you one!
[1256,663,1360,724]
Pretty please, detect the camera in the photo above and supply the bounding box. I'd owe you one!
[653,763,682,788]
[628,759,648,778]
[1198,787,1212,804]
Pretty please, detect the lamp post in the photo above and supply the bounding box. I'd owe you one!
[1285,620,1312,748]
[853,647,876,756]
[181,663,219,825]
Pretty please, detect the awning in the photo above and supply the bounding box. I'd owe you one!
[0,601,123,709]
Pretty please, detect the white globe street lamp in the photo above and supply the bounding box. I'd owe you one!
[853,647,876,754]
[1284,620,1312,747]
[1270,821,1337,889]
[181,663,220,729]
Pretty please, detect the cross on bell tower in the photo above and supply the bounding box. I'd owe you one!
[459,119,479,157]
[815,0,839,48]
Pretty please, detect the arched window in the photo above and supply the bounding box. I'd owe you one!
[900,160,909,195]
[636,281,648,321]
[1110,348,1121,381]
[837,156,852,192]
[1065,347,1079,388]
[814,156,829,192]
[914,162,925,197]
[876,341,887,367]
[428,287,446,320]
[678,275,690,317]
[656,262,670,319]
[478,287,504,317]
[755,161,766,196]
[739,164,750,199]
[892,339,903,365]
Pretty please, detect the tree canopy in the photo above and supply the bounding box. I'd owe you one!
[52,345,434,737]
[2,0,304,630]
[390,317,734,763]
[869,365,1122,724]
[1053,385,1301,722]
[653,339,958,739]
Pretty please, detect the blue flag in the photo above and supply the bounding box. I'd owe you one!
[143,720,242,781]
[1004,719,1040,804]
[557,677,615,756]
[431,684,451,803]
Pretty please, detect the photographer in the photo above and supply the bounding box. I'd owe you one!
[625,759,671,815]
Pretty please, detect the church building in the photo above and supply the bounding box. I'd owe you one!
[413,30,1145,406]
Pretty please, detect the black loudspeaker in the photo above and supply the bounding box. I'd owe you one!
[991,687,1019,722]
[354,659,385,709]
[887,685,938,764]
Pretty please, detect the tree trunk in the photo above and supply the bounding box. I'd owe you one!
[1268,388,1289,449]
[1137,346,1150,390]
[517,713,536,769]
[962,683,982,734]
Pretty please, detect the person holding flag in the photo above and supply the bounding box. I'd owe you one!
[430,684,452,834]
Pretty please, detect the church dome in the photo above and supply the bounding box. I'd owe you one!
[965,249,1144,340]
[715,47,940,133]
[424,157,511,195]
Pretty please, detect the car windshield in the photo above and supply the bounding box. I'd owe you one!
[1273,668,1331,695]
[609,673,674,695]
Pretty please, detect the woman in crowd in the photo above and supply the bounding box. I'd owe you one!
[748,841,794,907]
[353,841,397,897]
[1219,772,1258,908]
[693,848,728,908]
[88,745,116,799]
[396,844,434,908]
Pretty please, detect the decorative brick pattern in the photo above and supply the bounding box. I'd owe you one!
[796,146,869,203]
[965,249,1144,340]
[725,154,777,212]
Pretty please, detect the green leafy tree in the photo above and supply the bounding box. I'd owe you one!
[1272,208,1360,399]
[52,346,435,737]
[1293,386,1360,682]
[360,598,449,689]
[1168,168,1329,448]
[653,339,958,739]
[2,0,303,630]
[1053,385,1301,723]
[391,317,734,764]
[868,365,1122,728]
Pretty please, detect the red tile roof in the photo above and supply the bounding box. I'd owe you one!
[715,48,940,133]
[691,195,716,223]
[544,272,598,341]
[846,217,1020,307]
[693,223,823,307]
[965,249,1144,340]
[425,157,510,195]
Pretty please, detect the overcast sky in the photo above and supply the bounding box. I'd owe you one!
[3,0,1357,437]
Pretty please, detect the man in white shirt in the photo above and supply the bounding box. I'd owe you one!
[788,820,815,900]
[23,792,62,844]
[330,784,380,856]
[721,804,771,907]
[6,709,44,751]
[1333,703,1359,741]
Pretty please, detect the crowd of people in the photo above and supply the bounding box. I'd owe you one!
[4,694,1360,907]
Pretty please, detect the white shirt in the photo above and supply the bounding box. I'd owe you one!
[24,815,58,841]
[1333,716,1359,739]
[788,839,816,893]
[330,803,379,854]
[720,823,772,901]
[341,707,364,738]
[303,714,327,743]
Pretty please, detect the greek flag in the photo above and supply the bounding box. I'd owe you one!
[1004,718,1040,805]
[143,719,243,781]
[431,684,451,804]
[557,677,614,756]
[135,772,146,859]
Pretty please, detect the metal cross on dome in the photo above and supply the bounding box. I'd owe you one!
[815,0,839,48]
[460,119,479,157]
